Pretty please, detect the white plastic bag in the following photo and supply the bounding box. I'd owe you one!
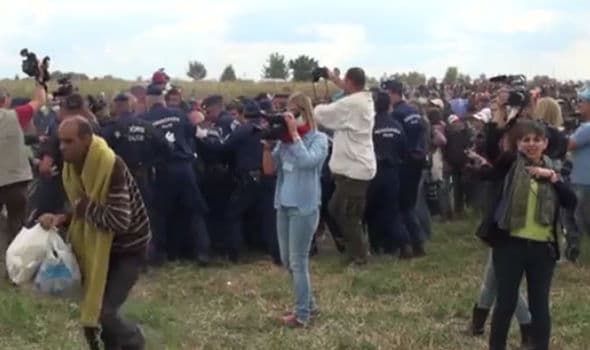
[34,233,81,297]
[5,224,51,285]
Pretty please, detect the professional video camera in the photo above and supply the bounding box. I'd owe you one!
[259,113,288,140]
[20,48,50,86]
[87,93,107,114]
[489,74,530,108]
[311,67,330,103]
[53,76,75,98]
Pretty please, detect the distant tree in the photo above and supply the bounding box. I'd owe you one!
[288,55,319,82]
[14,74,20,80]
[263,52,289,80]
[367,76,379,86]
[427,77,438,86]
[478,73,487,82]
[406,71,427,88]
[532,75,555,86]
[51,71,89,81]
[443,67,459,85]
[187,60,207,81]
[220,65,237,82]
[457,73,472,85]
[136,76,143,82]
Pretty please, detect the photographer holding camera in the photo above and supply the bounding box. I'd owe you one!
[0,69,47,277]
[313,67,376,266]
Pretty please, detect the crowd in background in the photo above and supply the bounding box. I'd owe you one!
[1,65,590,350]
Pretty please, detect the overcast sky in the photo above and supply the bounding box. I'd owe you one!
[2,0,589,81]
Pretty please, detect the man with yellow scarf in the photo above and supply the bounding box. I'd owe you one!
[38,116,150,350]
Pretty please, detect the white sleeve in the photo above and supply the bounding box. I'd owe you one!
[313,99,351,131]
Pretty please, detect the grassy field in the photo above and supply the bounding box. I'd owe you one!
[0,79,337,101]
[1,219,590,350]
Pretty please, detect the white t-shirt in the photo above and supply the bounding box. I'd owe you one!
[313,91,376,181]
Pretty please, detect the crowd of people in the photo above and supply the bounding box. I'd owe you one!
[1,64,589,350]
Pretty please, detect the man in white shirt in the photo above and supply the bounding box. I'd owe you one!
[314,67,376,265]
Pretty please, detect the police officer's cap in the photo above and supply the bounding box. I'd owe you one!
[258,98,273,113]
[202,95,223,109]
[242,99,261,118]
[146,84,164,96]
[114,92,129,102]
[381,79,404,94]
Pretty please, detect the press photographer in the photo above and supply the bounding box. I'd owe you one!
[0,52,48,277]
[313,67,376,266]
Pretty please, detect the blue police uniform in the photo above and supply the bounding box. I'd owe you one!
[195,104,241,261]
[101,108,170,210]
[391,100,427,252]
[140,87,210,265]
[364,111,408,254]
[198,100,280,264]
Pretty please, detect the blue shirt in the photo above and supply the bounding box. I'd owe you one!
[139,104,195,161]
[571,121,590,185]
[272,130,328,214]
[391,101,426,160]
[199,118,262,173]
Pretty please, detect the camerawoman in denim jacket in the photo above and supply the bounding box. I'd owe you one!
[262,92,328,328]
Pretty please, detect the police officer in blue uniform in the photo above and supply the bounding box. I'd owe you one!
[382,80,427,257]
[101,93,170,212]
[197,99,280,264]
[195,95,241,261]
[364,90,409,257]
[140,84,210,266]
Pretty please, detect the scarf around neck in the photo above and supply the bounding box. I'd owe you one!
[280,123,312,143]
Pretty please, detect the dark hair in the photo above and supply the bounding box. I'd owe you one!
[63,93,85,111]
[374,91,391,113]
[426,108,443,125]
[345,67,366,89]
[515,119,547,140]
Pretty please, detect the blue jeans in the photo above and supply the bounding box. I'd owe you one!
[276,207,319,324]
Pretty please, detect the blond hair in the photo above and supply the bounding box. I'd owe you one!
[287,92,316,128]
[534,97,563,127]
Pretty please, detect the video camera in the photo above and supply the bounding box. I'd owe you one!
[20,48,50,87]
[53,77,75,98]
[489,74,530,108]
[259,113,288,140]
[311,67,330,103]
[87,93,107,114]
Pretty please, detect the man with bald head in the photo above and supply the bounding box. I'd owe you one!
[38,116,149,350]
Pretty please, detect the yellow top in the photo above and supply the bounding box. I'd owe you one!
[62,136,115,327]
[512,180,553,242]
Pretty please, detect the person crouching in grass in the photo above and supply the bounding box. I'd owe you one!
[481,119,576,350]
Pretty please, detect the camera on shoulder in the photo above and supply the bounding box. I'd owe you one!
[20,48,50,86]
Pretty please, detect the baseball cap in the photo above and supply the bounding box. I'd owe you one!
[380,80,404,94]
[114,92,129,102]
[429,98,444,109]
[242,99,261,118]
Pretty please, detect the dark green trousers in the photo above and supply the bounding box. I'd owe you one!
[329,175,369,263]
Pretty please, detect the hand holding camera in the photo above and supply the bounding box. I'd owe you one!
[20,48,50,88]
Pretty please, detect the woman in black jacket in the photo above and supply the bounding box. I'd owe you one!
[474,119,576,350]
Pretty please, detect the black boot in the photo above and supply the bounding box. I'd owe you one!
[399,245,413,260]
[468,304,489,336]
[412,244,426,258]
[83,327,102,350]
[520,323,533,349]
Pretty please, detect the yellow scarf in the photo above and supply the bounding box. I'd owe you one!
[62,136,115,327]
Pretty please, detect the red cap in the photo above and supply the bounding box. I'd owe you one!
[152,71,168,84]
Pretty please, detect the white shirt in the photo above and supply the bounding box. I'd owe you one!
[313,91,376,180]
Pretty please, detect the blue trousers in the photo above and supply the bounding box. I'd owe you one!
[150,162,210,263]
[364,166,407,253]
[277,207,319,324]
[399,162,425,247]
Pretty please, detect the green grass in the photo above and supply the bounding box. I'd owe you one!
[1,219,590,350]
[0,79,338,101]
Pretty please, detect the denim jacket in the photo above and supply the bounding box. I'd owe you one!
[272,130,328,215]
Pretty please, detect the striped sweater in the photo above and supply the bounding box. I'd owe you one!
[76,157,151,254]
